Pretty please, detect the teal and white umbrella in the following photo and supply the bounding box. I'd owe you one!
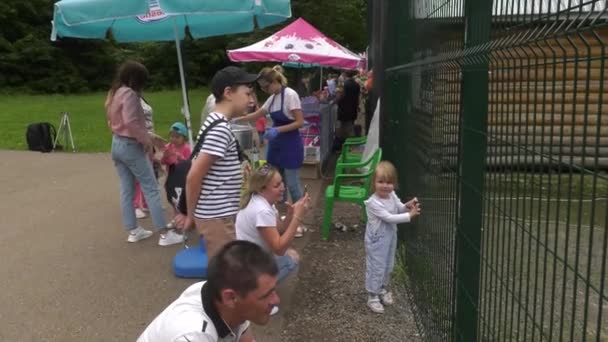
[51,0,292,144]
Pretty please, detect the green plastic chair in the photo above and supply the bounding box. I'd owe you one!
[338,136,367,164]
[322,148,382,240]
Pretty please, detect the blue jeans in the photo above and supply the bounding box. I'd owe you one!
[276,254,299,282]
[278,167,302,203]
[111,135,166,231]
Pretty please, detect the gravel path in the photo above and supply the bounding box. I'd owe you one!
[280,202,421,342]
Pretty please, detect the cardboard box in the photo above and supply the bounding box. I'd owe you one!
[304,146,321,162]
[301,160,321,180]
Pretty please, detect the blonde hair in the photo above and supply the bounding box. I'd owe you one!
[259,65,288,86]
[240,165,280,209]
[371,161,399,193]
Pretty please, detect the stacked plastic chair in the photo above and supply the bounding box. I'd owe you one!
[321,148,382,240]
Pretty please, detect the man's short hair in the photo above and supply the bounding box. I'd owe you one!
[206,240,278,300]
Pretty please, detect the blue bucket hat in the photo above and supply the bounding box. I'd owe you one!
[170,122,188,138]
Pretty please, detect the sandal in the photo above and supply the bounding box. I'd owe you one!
[295,225,306,238]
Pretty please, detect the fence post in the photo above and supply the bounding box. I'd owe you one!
[380,0,408,158]
[453,0,492,341]
[377,0,390,149]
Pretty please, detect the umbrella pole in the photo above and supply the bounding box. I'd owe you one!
[173,18,194,147]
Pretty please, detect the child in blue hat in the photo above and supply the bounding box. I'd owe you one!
[161,122,191,166]
[158,122,192,245]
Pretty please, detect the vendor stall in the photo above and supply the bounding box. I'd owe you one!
[227,18,363,172]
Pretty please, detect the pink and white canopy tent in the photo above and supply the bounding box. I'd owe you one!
[227,18,362,70]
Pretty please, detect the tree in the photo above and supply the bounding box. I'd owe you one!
[0,0,367,93]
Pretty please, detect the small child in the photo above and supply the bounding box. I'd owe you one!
[161,122,192,167]
[159,122,191,244]
[364,161,421,314]
[250,93,266,148]
[255,116,267,147]
[133,98,157,219]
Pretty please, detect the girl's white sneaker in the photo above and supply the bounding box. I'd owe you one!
[367,296,385,314]
[127,227,153,243]
[379,289,394,305]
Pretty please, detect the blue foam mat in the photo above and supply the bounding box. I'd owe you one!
[173,242,208,279]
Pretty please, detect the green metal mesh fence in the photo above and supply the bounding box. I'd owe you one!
[374,0,608,340]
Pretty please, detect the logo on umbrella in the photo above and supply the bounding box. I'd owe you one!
[288,54,301,62]
[137,0,168,23]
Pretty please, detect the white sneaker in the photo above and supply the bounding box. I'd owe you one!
[158,229,185,246]
[270,306,279,316]
[127,227,153,243]
[367,296,385,314]
[295,225,305,238]
[380,289,394,305]
[165,219,176,230]
[135,208,147,219]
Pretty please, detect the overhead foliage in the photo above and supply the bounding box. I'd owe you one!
[0,0,367,93]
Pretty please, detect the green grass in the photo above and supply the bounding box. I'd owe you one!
[394,243,411,285]
[0,88,210,152]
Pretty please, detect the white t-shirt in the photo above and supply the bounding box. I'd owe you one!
[262,87,302,120]
[201,94,216,124]
[137,281,250,342]
[194,112,242,219]
[364,192,410,235]
[141,99,154,132]
[327,78,337,96]
[235,194,278,254]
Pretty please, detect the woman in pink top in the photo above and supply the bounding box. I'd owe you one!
[105,61,182,246]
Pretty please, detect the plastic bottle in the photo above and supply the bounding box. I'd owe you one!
[251,145,260,168]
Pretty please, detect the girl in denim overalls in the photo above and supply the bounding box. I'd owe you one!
[364,161,421,314]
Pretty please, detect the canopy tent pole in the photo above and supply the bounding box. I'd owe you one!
[173,18,194,147]
[319,66,323,90]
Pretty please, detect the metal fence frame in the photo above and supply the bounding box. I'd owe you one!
[370,0,608,340]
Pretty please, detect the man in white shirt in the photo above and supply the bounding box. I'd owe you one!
[201,94,216,124]
[137,240,280,342]
[326,72,338,97]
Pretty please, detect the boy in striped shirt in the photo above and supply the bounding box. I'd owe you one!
[184,66,259,258]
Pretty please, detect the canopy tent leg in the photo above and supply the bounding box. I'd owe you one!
[319,66,323,90]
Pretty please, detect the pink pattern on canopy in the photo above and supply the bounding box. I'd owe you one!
[227,18,363,70]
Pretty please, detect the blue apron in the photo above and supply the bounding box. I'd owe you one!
[266,87,304,169]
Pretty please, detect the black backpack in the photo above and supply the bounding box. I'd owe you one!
[165,118,246,215]
[26,122,56,153]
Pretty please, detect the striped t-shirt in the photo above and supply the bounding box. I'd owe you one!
[193,112,242,219]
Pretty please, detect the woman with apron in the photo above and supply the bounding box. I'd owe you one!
[239,66,306,223]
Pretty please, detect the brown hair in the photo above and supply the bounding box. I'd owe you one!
[258,65,288,86]
[105,61,149,108]
[371,161,399,193]
[240,164,281,209]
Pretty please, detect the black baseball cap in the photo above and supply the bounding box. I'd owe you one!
[211,66,259,99]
